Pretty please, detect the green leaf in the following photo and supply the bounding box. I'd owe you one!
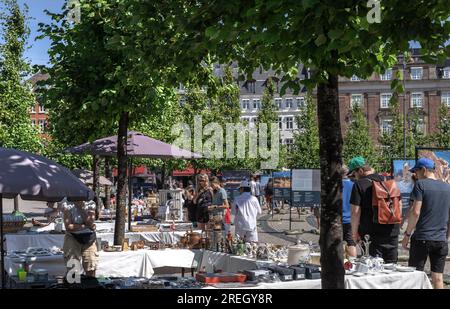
[314,34,327,46]
[328,29,343,41]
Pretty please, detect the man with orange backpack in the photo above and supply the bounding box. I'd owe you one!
[349,157,402,263]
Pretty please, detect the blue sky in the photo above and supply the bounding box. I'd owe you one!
[17,0,64,66]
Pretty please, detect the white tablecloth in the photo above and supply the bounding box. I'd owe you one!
[5,249,200,278]
[5,231,199,252]
[204,271,431,289]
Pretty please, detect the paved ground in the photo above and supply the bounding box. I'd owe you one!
[2,198,449,287]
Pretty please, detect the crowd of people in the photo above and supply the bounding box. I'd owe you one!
[55,159,450,288]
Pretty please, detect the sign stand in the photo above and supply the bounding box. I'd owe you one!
[284,169,321,235]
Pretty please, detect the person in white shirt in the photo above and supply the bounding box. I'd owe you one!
[232,181,262,242]
[250,175,258,196]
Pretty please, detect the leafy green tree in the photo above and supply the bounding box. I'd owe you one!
[65,1,450,287]
[139,1,449,288]
[0,0,41,152]
[289,93,320,169]
[343,105,379,170]
[39,0,174,245]
[433,103,450,148]
[379,96,415,171]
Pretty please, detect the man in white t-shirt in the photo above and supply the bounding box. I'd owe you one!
[232,181,262,242]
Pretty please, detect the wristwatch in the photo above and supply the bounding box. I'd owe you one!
[404,231,412,237]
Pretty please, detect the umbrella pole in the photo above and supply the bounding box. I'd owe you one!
[128,158,133,232]
[0,194,5,289]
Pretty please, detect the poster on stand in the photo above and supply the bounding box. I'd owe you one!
[416,148,450,185]
[273,171,291,200]
[291,169,321,207]
[392,159,416,212]
[222,170,251,203]
[259,174,270,196]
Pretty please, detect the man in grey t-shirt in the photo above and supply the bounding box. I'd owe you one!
[402,158,450,289]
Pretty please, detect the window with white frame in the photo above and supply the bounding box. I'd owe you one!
[274,98,282,109]
[278,117,283,130]
[285,117,294,130]
[31,119,36,127]
[285,98,293,108]
[350,75,361,81]
[380,69,392,81]
[443,68,450,79]
[380,93,392,109]
[351,94,363,107]
[410,67,423,80]
[380,119,393,135]
[250,117,257,128]
[285,139,294,151]
[39,105,46,113]
[441,92,450,107]
[411,93,423,108]
[253,98,261,109]
[30,105,36,113]
[296,97,305,109]
[242,99,250,109]
[38,120,46,133]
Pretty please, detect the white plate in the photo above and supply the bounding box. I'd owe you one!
[383,263,395,270]
[381,269,394,274]
[396,266,415,272]
[352,272,366,277]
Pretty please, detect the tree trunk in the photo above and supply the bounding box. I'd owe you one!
[317,73,345,289]
[114,111,129,245]
[104,157,111,210]
[92,155,101,219]
[13,196,19,212]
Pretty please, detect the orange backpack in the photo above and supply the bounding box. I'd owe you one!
[371,178,402,224]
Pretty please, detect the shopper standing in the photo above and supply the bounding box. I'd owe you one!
[402,158,450,289]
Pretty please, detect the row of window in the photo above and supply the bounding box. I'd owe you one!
[31,119,47,133]
[241,97,306,110]
[350,67,450,81]
[350,92,450,109]
[30,105,46,113]
[379,118,426,135]
[241,116,296,130]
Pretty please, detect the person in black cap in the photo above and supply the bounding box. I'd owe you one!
[402,158,450,289]
[349,156,400,263]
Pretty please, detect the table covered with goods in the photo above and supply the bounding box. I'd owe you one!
[3,232,432,289]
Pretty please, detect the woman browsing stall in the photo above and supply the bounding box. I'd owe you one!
[63,201,98,278]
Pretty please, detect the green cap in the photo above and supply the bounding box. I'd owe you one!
[348,156,366,175]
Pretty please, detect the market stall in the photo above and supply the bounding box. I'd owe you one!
[5,231,197,253]
[203,271,431,289]
[5,249,203,278]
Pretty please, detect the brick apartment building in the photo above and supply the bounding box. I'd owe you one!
[338,49,450,142]
[30,50,450,148]
[29,73,50,138]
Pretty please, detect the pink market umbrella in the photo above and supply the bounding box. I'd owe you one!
[65,131,202,231]
[0,147,94,288]
[65,131,202,159]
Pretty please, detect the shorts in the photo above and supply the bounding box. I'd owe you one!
[368,235,399,264]
[235,227,258,242]
[343,223,355,247]
[409,237,448,273]
[63,233,99,273]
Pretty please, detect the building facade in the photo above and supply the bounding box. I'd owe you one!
[29,73,50,138]
[338,50,450,142]
[232,51,450,147]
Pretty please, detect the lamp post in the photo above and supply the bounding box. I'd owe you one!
[403,55,407,160]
